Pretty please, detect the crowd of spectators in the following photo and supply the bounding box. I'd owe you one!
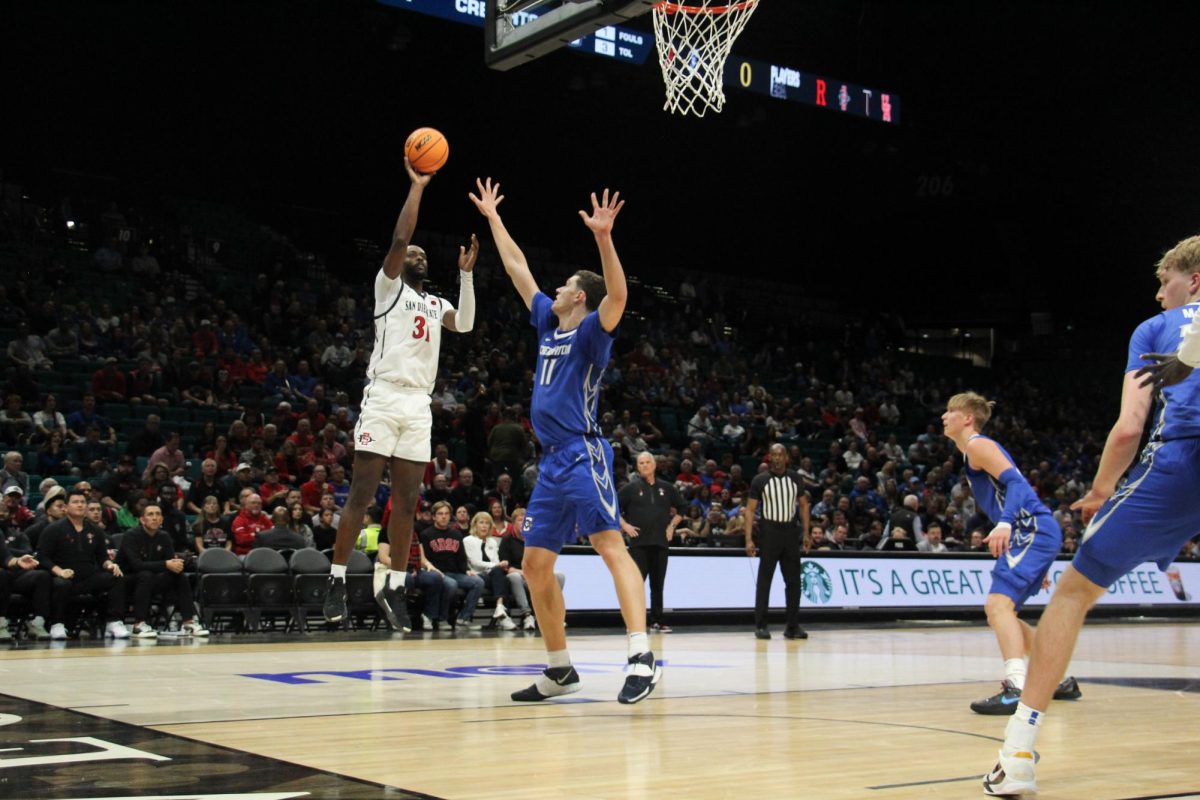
[1,183,1197,637]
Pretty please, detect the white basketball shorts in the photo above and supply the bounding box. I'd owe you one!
[353,381,432,463]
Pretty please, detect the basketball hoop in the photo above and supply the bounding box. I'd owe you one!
[652,0,760,117]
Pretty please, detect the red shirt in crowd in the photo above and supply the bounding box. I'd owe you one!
[230,509,272,555]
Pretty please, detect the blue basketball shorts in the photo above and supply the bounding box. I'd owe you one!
[1075,437,1200,588]
[989,511,1062,611]
[522,436,621,553]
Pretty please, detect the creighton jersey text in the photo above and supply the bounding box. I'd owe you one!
[529,292,615,448]
[366,269,455,392]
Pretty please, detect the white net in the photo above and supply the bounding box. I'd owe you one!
[652,0,760,117]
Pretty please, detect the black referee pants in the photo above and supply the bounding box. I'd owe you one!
[755,523,800,629]
[630,545,668,626]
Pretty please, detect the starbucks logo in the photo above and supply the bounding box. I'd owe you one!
[801,561,833,605]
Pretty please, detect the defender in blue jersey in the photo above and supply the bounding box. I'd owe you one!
[942,393,1078,717]
[470,178,661,705]
[983,237,1200,797]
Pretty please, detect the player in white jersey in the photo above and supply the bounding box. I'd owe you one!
[323,159,478,632]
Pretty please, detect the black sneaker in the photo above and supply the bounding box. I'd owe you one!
[971,680,1022,715]
[511,666,581,702]
[783,627,808,640]
[754,627,771,640]
[1053,676,1082,700]
[323,576,347,624]
[375,585,412,633]
[618,651,662,704]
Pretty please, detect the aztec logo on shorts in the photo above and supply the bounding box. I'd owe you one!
[358,432,374,446]
[522,514,533,532]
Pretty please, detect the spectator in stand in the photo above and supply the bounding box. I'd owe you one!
[32,394,68,445]
[192,496,231,552]
[0,531,52,641]
[289,360,317,402]
[219,463,256,508]
[497,507,557,630]
[91,358,127,403]
[917,522,949,553]
[418,501,483,630]
[37,431,74,477]
[125,414,165,460]
[320,333,353,385]
[119,503,208,638]
[825,524,853,551]
[881,526,918,552]
[258,465,290,511]
[255,507,307,551]
[244,349,269,385]
[312,507,338,550]
[7,323,53,372]
[181,364,218,408]
[44,322,79,360]
[0,452,30,496]
[286,503,315,548]
[66,395,115,444]
[230,493,272,557]
[39,490,128,640]
[314,423,347,470]
[452,505,471,533]
[264,362,298,406]
[4,486,35,530]
[192,320,218,359]
[0,395,34,446]
[426,473,452,506]
[967,528,988,552]
[300,464,329,515]
[187,459,228,514]
[888,495,924,545]
[487,406,528,481]
[423,444,458,490]
[463,511,517,630]
[449,467,485,515]
[686,406,715,446]
[144,431,185,479]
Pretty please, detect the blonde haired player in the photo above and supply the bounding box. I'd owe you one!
[941,392,1079,718]
[324,158,478,632]
[984,237,1200,796]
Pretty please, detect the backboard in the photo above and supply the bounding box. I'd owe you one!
[485,0,657,70]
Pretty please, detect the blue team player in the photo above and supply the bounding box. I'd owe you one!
[983,236,1200,797]
[941,392,1080,715]
[470,178,661,704]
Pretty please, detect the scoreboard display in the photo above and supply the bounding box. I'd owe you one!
[724,56,901,125]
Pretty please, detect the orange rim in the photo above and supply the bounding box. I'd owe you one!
[655,0,757,13]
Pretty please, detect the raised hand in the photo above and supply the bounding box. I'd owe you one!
[404,157,434,188]
[468,177,505,219]
[578,188,624,235]
[458,233,479,272]
[1135,352,1193,390]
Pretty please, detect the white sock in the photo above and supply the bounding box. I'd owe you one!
[388,570,406,590]
[628,631,649,659]
[1005,658,1027,690]
[1002,702,1043,756]
[330,564,347,579]
[547,649,571,669]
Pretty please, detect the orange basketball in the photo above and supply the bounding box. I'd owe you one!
[405,127,449,174]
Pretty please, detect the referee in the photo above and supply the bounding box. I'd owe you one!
[619,452,685,633]
[743,443,810,640]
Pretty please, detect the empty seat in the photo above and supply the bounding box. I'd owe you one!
[196,547,246,633]
[244,548,293,632]
[290,548,331,631]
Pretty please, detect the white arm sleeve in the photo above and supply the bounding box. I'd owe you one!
[1179,315,1200,368]
[454,270,475,333]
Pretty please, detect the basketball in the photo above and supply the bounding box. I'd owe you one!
[405,127,449,174]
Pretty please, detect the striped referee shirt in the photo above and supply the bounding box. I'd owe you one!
[748,469,804,524]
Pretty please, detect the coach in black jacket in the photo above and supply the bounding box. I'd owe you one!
[120,502,205,637]
[39,489,127,639]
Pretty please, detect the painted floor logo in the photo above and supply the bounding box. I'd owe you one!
[241,661,726,685]
[802,561,834,605]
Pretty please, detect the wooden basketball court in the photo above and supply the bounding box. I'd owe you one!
[1,621,1197,799]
